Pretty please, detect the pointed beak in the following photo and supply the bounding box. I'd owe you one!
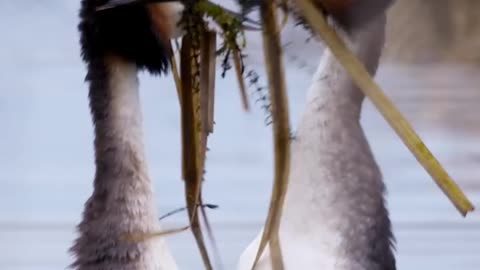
[96,0,178,11]
[96,0,138,11]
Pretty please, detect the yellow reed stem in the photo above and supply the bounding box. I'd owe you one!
[251,1,292,269]
[295,0,474,216]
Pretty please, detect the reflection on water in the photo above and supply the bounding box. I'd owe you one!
[0,2,479,270]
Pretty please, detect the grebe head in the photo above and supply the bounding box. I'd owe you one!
[79,0,184,75]
[317,0,394,29]
[238,0,394,30]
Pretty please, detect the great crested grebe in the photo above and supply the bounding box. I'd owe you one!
[70,1,183,269]
[238,1,396,269]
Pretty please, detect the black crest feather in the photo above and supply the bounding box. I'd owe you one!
[79,0,171,75]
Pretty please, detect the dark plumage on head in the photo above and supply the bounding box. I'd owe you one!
[237,0,259,15]
[236,0,394,30]
[79,0,173,75]
[320,0,394,29]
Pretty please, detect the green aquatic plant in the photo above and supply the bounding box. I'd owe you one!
[97,1,475,270]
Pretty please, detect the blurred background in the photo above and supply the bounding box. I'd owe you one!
[0,0,479,269]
